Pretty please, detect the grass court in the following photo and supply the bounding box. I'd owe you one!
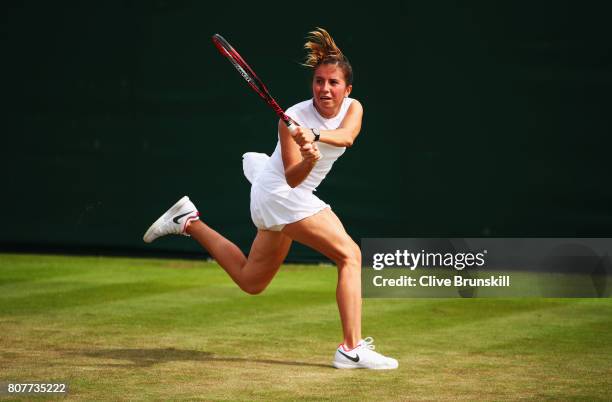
[1,253,611,400]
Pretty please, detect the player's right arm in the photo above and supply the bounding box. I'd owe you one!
[279,120,321,188]
[290,100,363,148]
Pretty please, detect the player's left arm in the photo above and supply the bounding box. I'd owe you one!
[291,100,363,148]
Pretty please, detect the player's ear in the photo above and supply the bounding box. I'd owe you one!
[345,84,352,97]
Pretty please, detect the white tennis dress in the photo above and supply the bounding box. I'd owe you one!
[242,97,354,231]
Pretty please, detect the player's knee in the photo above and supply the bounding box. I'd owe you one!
[336,241,361,269]
[240,281,268,295]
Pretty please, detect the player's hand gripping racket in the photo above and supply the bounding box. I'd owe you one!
[212,34,297,131]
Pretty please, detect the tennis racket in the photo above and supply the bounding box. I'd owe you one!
[212,33,297,130]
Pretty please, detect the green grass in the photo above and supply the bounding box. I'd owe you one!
[1,253,611,401]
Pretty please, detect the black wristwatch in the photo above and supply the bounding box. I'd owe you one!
[312,128,320,142]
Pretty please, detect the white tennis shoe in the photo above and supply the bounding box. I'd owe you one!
[143,196,200,243]
[333,337,398,370]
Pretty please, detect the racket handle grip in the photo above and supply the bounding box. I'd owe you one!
[287,122,297,133]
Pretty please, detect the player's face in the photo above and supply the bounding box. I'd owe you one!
[312,63,352,118]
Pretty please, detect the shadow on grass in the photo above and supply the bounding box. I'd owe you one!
[65,347,331,369]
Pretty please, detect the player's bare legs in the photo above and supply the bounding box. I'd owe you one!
[186,221,292,294]
[282,208,397,369]
[143,196,396,368]
[281,208,362,348]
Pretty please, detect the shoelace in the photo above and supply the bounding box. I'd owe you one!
[361,336,376,350]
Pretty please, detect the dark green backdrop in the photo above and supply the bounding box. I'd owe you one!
[2,2,611,261]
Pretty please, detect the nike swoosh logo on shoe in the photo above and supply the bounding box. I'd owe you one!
[173,211,194,224]
[338,350,360,362]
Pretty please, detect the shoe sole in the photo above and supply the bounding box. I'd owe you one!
[143,196,191,243]
[332,361,398,370]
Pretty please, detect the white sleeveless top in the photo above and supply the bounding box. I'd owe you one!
[268,97,352,191]
[242,97,355,231]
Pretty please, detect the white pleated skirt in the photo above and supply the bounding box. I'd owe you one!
[242,152,329,231]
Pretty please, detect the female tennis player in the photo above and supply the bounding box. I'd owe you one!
[144,28,398,370]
